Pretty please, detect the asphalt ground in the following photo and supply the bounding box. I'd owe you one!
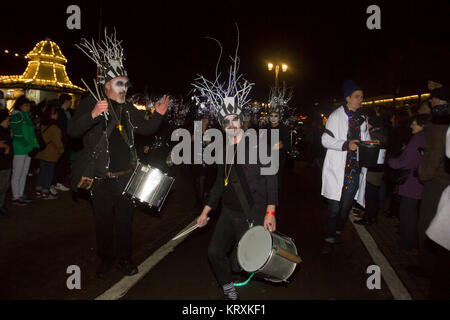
[0,160,433,301]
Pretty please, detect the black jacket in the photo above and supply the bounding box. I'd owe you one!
[206,134,278,221]
[67,95,164,179]
[0,127,12,170]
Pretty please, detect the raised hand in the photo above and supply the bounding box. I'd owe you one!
[91,100,108,119]
[155,95,170,115]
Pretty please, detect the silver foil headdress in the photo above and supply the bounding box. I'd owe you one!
[191,25,254,126]
[268,82,294,118]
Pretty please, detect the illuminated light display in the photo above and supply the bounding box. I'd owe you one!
[360,93,430,106]
[0,39,85,94]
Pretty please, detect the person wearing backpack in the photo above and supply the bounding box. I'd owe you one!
[10,96,39,205]
[34,106,64,199]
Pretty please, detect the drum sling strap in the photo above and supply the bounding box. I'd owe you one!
[230,164,255,228]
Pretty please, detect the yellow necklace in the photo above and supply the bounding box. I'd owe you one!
[224,147,238,186]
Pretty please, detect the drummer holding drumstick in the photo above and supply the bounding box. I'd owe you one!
[69,30,170,278]
[196,112,278,301]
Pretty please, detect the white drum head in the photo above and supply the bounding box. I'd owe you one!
[237,226,272,272]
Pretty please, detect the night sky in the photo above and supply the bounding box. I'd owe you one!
[1,0,450,114]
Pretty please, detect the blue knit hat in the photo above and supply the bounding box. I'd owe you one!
[344,80,362,98]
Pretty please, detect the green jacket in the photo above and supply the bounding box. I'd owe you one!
[10,111,39,155]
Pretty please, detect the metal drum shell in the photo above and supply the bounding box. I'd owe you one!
[123,163,175,211]
[237,226,298,283]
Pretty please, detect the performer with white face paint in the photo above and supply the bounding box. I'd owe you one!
[192,28,278,300]
[68,29,170,278]
[263,85,293,207]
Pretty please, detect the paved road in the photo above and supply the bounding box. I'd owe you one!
[123,161,393,300]
[1,160,423,300]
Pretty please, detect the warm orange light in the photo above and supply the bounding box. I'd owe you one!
[267,63,273,71]
[282,64,288,72]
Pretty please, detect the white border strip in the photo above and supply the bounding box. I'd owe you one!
[351,219,412,300]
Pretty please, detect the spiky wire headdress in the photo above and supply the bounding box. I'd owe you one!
[191,25,254,126]
[268,82,294,118]
[76,28,127,86]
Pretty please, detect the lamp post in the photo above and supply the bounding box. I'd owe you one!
[267,63,288,91]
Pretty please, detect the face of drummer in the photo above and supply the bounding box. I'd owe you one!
[223,114,242,137]
[105,76,130,103]
[345,90,364,112]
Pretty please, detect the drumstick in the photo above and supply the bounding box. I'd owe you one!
[171,217,210,241]
[277,248,302,264]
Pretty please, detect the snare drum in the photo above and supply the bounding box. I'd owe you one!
[122,162,175,211]
[237,226,300,283]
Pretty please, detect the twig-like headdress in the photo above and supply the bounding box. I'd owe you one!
[191,24,254,126]
[268,82,294,118]
[76,28,127,86]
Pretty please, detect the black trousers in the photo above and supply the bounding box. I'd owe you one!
[418,179,448,273]
[208,206,264,286]
[363,181,380,222]
[398,196,419,250]
[324,171,359,242]
[91,175,134,262]
[53,146,71,185]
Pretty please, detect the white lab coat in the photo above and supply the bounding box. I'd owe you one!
[426,125,450,251]
[321,105,370,207]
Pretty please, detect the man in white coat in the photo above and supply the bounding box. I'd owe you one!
[320,80,370,254]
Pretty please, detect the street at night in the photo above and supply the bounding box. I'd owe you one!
[0,0,449,313]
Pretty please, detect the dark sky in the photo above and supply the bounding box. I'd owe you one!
[1,0,450,114]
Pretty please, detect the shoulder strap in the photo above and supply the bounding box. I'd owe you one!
[231,165,255,226]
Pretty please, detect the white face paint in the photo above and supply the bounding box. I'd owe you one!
[223,115,243,137]
[269,113,280,125]
[110,77,130,103]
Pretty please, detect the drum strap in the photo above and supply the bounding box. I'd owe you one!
[231,165,255,228]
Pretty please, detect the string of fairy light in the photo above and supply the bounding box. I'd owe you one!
[0,39,85,92]
[1,49,25,58]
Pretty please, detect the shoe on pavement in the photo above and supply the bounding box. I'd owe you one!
[55,183,70,192]
[49,186,58,196]
[19,195,33,203]
[42,193,58,200]
[321,243,333,255]
[116,260,138,276]
[35,190,43,198]
[12,199,27,206]
[354,218,371,226]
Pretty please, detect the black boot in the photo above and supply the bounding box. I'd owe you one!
[354,218,372,225]
[116,259,138,276]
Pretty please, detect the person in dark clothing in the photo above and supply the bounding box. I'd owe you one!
[197,114,278,300]
[354,111,388,225]
[412,86,450,277]
[190,116,218,207]
[383,109,412,218]
[387,115,427,250]
[52,94,73,191]
[0,109,13,216]
[68,31,170,278]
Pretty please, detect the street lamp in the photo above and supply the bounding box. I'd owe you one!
[267,62,288,91]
